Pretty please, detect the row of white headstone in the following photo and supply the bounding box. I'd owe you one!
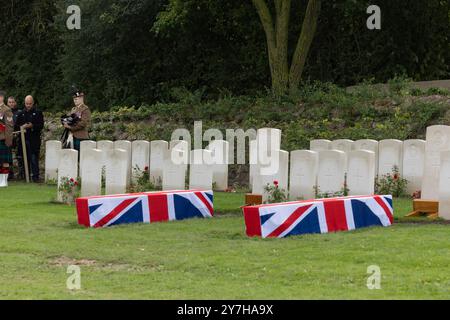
[309,138,425,194]
[45,140,230,199]
[249,131,379,201]
[306,125,450,220]
[249,127,450,220]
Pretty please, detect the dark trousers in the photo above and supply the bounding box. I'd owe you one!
[73,137,87,153]
[73,138,88,161]
[30,150,40,181]
[18,140,40,182]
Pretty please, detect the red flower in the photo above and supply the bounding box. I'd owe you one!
[144,166,149,172]
[273,180,279,186]
[70,178,74,182]
[74,181,78,186]
[393,174,399,181]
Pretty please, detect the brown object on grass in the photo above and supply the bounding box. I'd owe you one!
[406,199,439,219]
[245,194,263,206]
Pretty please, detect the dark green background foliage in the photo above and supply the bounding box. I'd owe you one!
[43,82,450,152]
[0,0,449,111]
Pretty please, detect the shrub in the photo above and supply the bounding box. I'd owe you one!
[264,180,288,204]
[314,174,350,199]
[376,165,408,198]
[128,165,160,193]
[58,176,81,205]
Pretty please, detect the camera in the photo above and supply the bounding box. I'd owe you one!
[60,113,80,126]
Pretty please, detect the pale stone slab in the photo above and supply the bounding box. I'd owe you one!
[45,140,62,182]
[249,139,257,187]
[347,150,375,196]
[402,139,426,195]
[79,140,97,181]
[438,150,450,220]
[163,147,187,191]
[251,167,264,195]
[289,150,318,200]
[207,140,229,191]
[57,149,78,201]
[310,140,331,152]
[422,125,450,200]
[189,150,213,190]
[105,149,128,195]
[170,140,191,154]
[256,128,281,152]
[317,150,347,194]
[131,140,150,183]
[80,149,103,197]
[331,139,354,153]
[96,140,114,173]
[169,140,189,168]
[354,139,379,173]
[150,140,169,186]
[378,139,403,176]
[114,140,132,186]
[258,150,289,201]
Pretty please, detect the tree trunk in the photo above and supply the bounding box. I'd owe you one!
[252,0,321,95]
[289,0,321,92]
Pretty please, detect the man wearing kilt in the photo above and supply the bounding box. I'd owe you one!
[0,90,14,178]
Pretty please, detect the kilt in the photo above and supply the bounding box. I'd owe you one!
[0,140,12,164]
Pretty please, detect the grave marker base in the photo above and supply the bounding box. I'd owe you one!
[245,194,263,206]
[406,199,439,219]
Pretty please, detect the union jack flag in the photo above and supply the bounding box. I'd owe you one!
[243,195,393,238]
[76,190,214,228]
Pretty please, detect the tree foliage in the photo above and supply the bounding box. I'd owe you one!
[0,0,449,110]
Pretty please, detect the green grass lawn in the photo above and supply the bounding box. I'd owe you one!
[0,182,449,299]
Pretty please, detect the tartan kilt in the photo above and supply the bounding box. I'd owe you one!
[0,140,12,164]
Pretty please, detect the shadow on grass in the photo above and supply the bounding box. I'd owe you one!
[396,218,450,225]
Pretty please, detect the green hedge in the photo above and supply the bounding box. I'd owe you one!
[44,81,450,152]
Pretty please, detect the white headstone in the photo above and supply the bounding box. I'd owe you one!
[438,150,450,220]
[79,140,97,180]
[150,140,169,186]
[317,150,347,195]
[251,167,264,195]
[331,139,354,153]
[422,125,450,200]
[45,140,62,182]
[96,140,114,172]
[189,150,213,190]
[402,139,426,195]
[163,147,187,191]
[105,149,128,195]
[170,139,191,154]
[259,150,289,201]
[169,140,189,168]
[80,149,103,197]
[256,128,281,153]
[347,150,375,196]
[57,149,78,201]
[310,139,331,152]
[378,139,403,176]
[289,150,318,200]
[249,139,257,186]
[207,140,229,191]
[114,140,132,186]
[354,139,379,173]
[131,140,150,183]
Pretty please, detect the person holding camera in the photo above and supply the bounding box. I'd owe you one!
[15,95,44,183]
[63,87,91,152]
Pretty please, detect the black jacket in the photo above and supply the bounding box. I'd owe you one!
[15,107,44,152]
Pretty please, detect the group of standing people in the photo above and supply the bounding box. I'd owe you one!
[0,87,91,183]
